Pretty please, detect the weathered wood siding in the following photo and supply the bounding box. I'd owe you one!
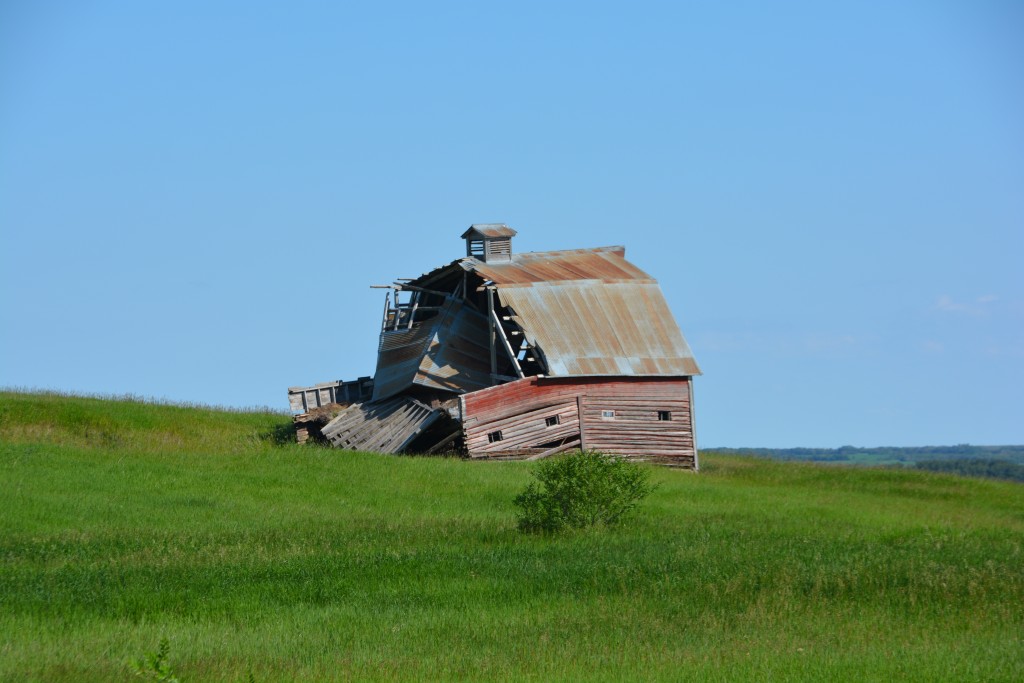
[288,377,373,413]
[461,376,695,467]
[321,397,443,453]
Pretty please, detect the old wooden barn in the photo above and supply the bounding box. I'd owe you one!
[288,225,702,468]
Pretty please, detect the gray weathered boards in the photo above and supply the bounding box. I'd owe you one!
[320,397,444,453]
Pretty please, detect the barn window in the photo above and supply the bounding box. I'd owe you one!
[601,410,615,419]
[487,430,503,443]
[545,415,560,427]
[658,411,672,421]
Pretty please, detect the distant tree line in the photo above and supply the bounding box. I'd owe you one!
[914,458,1024,483]
[707,444,1024,465]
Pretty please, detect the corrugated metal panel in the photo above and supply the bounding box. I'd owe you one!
[413,301,493,394]
[496,280,701,377]
[410,248,645,290]
[372,296,493,400]
[468,246,651,285]
[372,323,436,400]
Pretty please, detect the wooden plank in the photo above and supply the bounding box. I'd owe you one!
[464,399,576,435]
[525,436,581,461]
[424,428,462,454]
[487,287,497,380]
[689,377,699,472]
[380,291,391,331]
[577,395,588,451]
[467,422,579,453]
[491,308,524,378]
[466,406,578,440]
[401,301,413,331]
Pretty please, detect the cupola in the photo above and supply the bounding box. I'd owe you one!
[461,224,516,263]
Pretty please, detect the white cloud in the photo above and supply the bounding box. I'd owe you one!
[984,343,1024,359]
[932,294,997,316]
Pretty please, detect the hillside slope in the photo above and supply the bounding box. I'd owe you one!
[1,391,1022,681]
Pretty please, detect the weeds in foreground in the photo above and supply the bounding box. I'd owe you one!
[131,637,179,682]
[131,638,260,683]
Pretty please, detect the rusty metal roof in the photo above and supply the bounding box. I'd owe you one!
[496,280,701,377]
[471,247,701,377]
[467,246,649,285]
[403,245,701,378]
[461,224,517,239]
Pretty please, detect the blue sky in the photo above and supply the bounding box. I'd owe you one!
[2,1,1021,447]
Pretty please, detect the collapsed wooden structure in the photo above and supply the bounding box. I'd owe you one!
[288,225,702,467]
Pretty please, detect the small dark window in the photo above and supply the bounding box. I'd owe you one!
[545,415,560,427]
[658,411,672,421]
[487,430,503,443]
[601,410,615,419]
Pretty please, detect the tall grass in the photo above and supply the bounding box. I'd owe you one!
[1,391,1021,681]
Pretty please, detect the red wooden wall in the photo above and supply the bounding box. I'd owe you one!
[460,376,695,467]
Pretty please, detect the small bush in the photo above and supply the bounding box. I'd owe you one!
[513,451,655,533]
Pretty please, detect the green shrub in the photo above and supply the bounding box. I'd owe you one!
[513,451,655,533]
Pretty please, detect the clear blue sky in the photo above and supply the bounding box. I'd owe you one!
[2,1,1021,448]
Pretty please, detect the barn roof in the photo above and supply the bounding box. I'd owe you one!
[461,224,518,239]
[469,246,647,284]
[458,246,701,377]
[493,280,699,376]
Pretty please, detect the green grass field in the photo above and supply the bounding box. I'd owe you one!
[1,391,1022,681]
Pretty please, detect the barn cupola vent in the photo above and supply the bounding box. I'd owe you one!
[461,224,517,263]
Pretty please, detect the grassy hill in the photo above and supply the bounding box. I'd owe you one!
[1,391,1022,681]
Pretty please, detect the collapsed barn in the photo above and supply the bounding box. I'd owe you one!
[288,225,702,467]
